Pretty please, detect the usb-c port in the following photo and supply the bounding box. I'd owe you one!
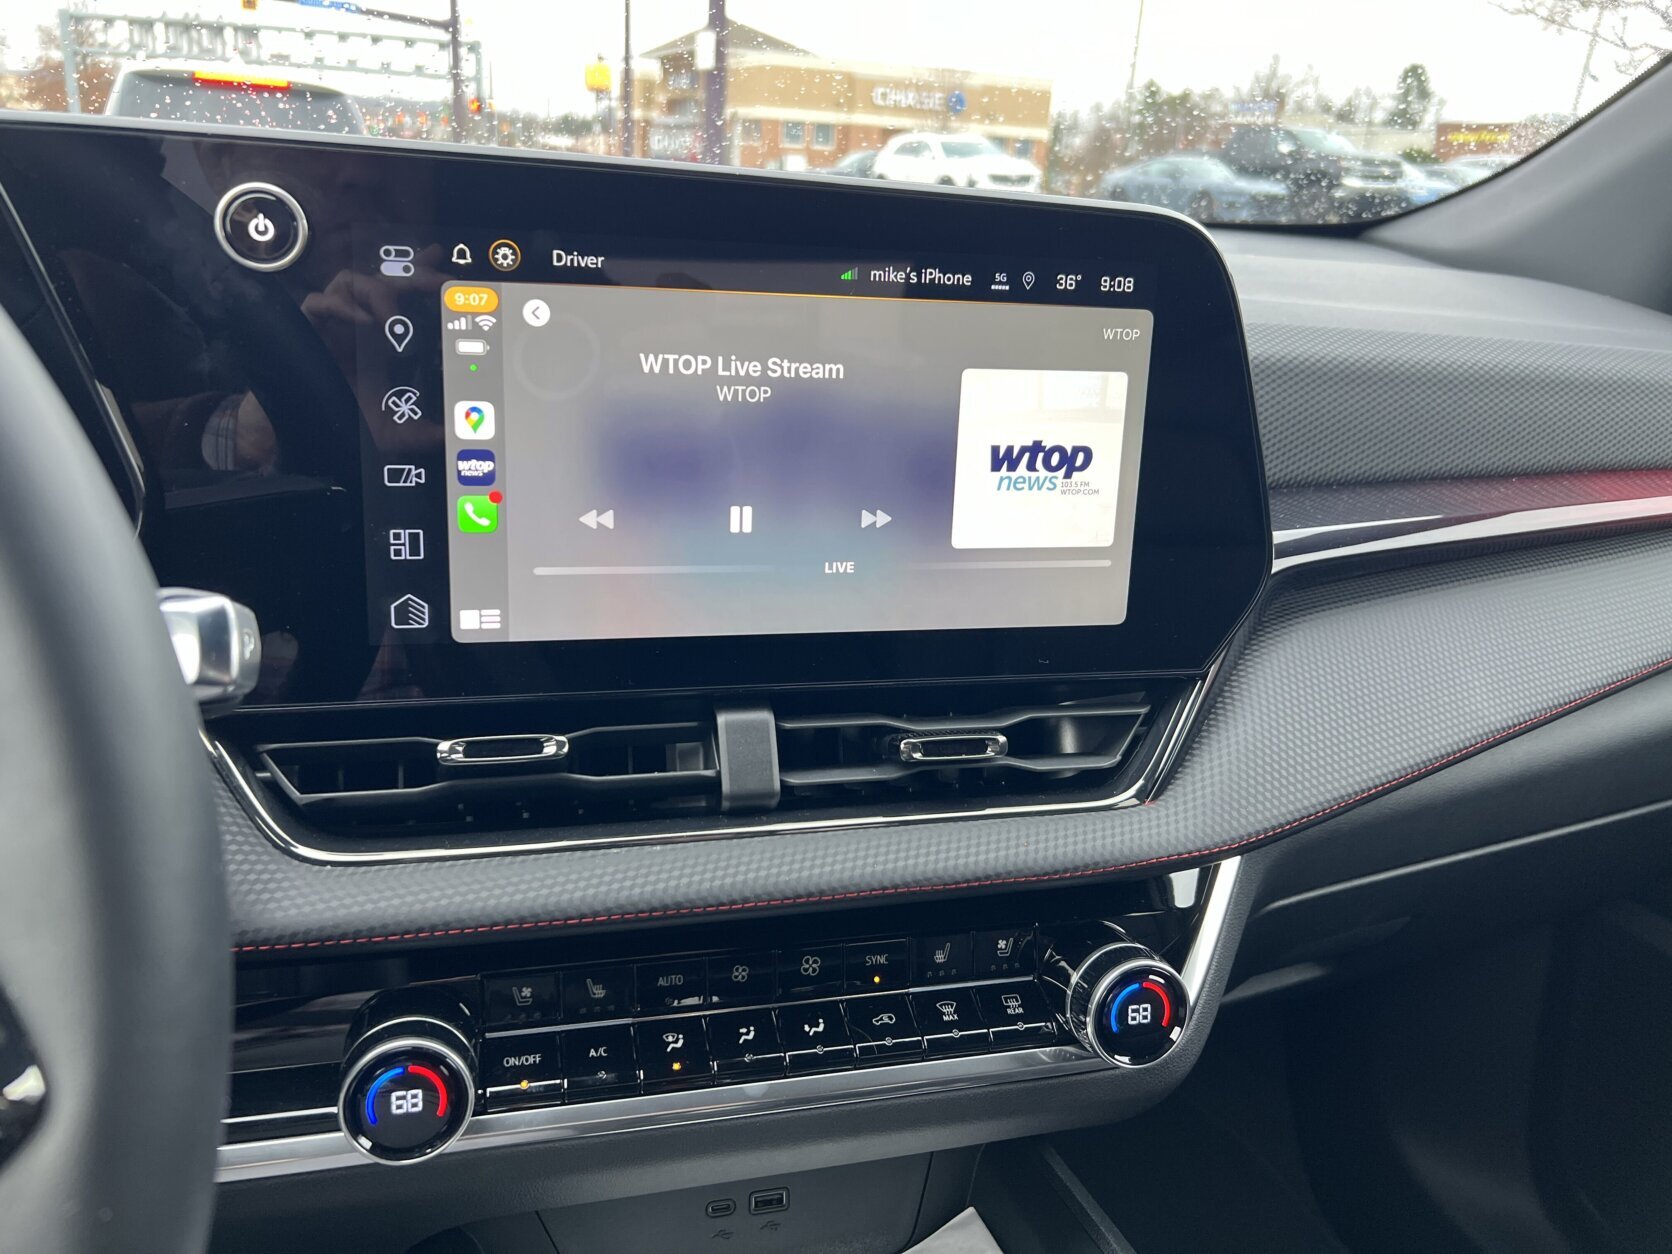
[748,1188,789,1214]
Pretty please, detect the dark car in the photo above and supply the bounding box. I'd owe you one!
[823,149,879,178]
[1220,124,1409,222]
[1101,152,1290,222]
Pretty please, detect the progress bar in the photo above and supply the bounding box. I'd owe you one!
[533,565,772,576]
[911,559,1113,570]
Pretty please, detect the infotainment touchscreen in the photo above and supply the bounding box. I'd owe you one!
[430,266,1151,644]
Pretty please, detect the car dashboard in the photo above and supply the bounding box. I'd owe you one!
[3,115,1672,1253]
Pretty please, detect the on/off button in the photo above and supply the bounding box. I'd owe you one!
[214,182,307,271]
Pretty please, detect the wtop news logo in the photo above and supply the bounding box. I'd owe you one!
[950,368,1127,550]
[987,440,1094,492]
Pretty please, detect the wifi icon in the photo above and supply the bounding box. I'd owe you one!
[473,314,497,331]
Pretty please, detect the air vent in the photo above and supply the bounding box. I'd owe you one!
[775,702,1147,802]
[218,681,1194,858]
[256,720,719,827]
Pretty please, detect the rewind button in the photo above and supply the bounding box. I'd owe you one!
[578,509,615,530]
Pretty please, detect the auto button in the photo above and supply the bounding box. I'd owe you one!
[214,182,307,271]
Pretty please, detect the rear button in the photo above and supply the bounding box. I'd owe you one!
[214,183,307,271]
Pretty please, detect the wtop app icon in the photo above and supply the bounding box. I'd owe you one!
[950,369,1128,549]
[456,449,496,487]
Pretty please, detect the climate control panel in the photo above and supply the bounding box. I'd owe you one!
[311,921,1189,1164]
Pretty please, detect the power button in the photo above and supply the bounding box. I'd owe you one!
[214,182,307,271]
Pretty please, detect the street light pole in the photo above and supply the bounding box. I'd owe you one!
[621,0,634,158]
[704,0,727,165]
[1123,0,1146,157]
[447,0,468,142]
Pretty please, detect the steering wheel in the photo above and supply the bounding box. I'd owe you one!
[0,309,228,1250]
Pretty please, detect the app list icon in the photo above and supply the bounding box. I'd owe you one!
[458,492,501,533]
[455,449,496,486]
[453,400,495,440]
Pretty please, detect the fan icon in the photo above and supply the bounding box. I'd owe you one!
[488,239,521,272]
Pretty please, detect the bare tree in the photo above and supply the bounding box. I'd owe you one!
[1497,0,1672,76]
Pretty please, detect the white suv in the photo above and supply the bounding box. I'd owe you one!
[872,132,1042,191]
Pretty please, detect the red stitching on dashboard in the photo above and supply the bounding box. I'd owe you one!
[232,656,1672,954]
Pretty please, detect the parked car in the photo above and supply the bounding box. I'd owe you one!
[823,149,879,178]
[106,64,364,134]
[1445,153,1518,184]
[872,132,1041,191]
[1396,158,1455,206]
[1101,152,1289,222]
[1220,124,1409,222]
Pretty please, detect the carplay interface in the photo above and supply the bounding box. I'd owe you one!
[437,273,1152,643]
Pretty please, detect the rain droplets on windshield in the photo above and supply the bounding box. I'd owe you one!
[0,0,1666,225]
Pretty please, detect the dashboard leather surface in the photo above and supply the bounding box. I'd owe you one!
[1220,234,1672,488]
[222,529,1672,952]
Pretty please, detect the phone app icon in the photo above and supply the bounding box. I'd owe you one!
[453,400,495,440]
[455,449,496,486]
[457,492,501,534]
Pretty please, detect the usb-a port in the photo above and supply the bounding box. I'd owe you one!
[748,1187,789,1215]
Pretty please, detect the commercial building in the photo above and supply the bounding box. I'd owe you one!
[630,20,1051,171]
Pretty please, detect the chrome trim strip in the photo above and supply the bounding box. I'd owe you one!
[1180,856,1240,1004]
[223,1107,335,1125]
[1273,495,1672,573]
[217,1046,1106,1182]
[214,857,1245,1181]
[204,678,1204,866]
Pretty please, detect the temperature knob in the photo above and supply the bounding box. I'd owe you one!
[1045,931,1189,1067]
[338,994,476,1164]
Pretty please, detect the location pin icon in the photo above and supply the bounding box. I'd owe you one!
[385,315,413,353]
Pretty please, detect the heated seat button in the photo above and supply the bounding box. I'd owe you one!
[974,983,1058,1048]
[482,1031,563,1108]
[973,928,1037,978]
[635,959,707,1012]
[779,945,844,998]
[561,967,632,1021]
[779,1001,854,1073]
[845,994,924,1066]
[214,183,307,271]
[708,1009,785,1082]
[484,973,560,1028]
[635,1020,712,1091]
[845,940,911,993]
[911,988,990,1056]
[708,951,776,1007]
[916,933,973,983]
[560,1024,638,1101]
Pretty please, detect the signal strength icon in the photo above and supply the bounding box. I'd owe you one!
[839,267,856,281]
[474,314,497,330]
[447,315,468,330]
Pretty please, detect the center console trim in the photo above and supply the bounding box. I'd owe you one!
[214,857,1241,1183]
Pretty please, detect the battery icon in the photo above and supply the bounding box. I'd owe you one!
[455,338,489,355]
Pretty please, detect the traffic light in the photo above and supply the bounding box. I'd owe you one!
[240,0,258,9]
[467,97,483,115]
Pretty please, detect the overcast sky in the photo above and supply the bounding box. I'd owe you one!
[5,0,1659,120]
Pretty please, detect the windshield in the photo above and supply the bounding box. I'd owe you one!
[1,0,1666,227]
